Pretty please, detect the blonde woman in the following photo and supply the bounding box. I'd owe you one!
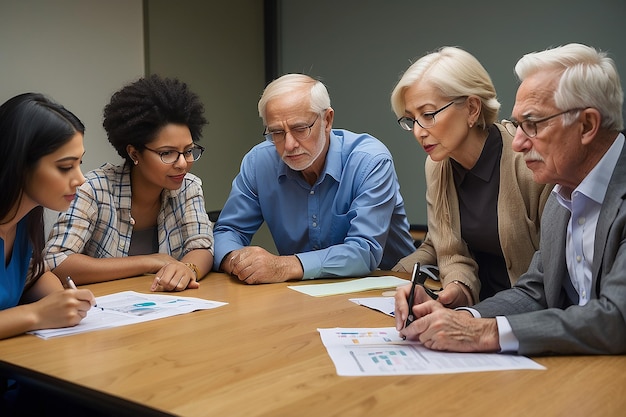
[390,46,552,307]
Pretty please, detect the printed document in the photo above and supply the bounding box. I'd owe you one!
[318,327,545,376]
[29,291,227,339]
[349,297,396,316]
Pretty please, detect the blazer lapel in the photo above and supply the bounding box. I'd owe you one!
[592,141,626,291]
[544,200,571,306]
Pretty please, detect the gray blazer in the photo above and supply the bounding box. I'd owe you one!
[475,138,626,355]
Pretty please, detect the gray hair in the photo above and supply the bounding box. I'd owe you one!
[258,74,331,122]
[515,43,624,131]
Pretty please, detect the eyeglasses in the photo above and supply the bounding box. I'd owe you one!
[263,115,319,143]
[397,100,458,131]
[144,145,205,164]
[511,108,584,138]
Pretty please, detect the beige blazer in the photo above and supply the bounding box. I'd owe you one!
[393,121,553,303]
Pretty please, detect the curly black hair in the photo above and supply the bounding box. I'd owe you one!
[103,74,207,162]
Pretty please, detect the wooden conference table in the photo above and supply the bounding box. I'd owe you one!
[1,271,626,416]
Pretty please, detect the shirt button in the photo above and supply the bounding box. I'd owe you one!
[310,190,314,195]
[578,217,585,225]
[312,222,317,228]
[576,255,582,262]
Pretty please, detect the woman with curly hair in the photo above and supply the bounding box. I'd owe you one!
[45,75,213,292]
[0,92,95,339]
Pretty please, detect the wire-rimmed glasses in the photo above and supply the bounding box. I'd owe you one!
[144,145,205,164]
[397,100,458,131]
[263,115,319,143]
[511,108,585,138]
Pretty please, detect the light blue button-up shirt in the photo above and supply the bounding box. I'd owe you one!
[213,129,415,279]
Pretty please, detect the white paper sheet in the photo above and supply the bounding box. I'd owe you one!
[349,297,396,316]
[318,327,545,376]
[288,276,410,297]
[29,291,227,339]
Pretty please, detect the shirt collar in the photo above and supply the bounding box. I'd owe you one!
[554,133,625,205]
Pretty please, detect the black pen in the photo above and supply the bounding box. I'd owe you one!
[404,262,420,329]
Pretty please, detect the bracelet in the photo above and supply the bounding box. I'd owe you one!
[184,263,201,281]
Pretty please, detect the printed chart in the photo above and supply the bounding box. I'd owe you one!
[318,327,545,376]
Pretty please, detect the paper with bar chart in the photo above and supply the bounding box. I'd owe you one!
[317,327,545,376]
[29,291,227,339]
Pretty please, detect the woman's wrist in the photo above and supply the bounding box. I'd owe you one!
[451,280,474,305]
[184,262,200,281]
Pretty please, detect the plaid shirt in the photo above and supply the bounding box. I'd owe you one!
[44,163,213,269]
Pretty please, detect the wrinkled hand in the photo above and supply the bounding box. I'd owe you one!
[151,262,200,292]
[227,247,299,284]
[32,289,96,330]
[399,301,500,352]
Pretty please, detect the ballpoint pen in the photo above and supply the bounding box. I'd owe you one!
[66,276,78,290]
[66,276,101,309]
[404,263,420,329]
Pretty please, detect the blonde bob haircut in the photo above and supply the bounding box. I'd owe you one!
[390,47,501,253]
[391,46,500,130]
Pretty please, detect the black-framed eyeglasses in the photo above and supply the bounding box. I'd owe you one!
[144,145,205,164]
[397,100,458,131]
[263,115,319,143]
[511,108,585,138]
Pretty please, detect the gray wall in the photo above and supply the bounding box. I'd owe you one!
[145,0,276,250]
[279,0,626,226]
[0,0,144,172]
[0,0,145,232]
[144,0,265,213]
[3,0,625,250]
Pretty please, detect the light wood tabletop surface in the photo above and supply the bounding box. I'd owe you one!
[1,271,626,416]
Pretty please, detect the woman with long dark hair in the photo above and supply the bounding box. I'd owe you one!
[0,93,95,339]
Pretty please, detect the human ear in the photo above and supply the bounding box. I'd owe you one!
[126,144,139,164]
[466,96,482,127]
[323,107,334,133]
[580,108,601,146]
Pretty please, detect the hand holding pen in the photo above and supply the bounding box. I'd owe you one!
[66,276,101,310]
[396,262,440,333]
[404,263,420,329]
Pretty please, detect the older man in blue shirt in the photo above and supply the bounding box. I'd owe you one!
[214,74,414,283]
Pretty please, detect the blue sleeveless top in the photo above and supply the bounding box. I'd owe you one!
[0,218,32,310]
